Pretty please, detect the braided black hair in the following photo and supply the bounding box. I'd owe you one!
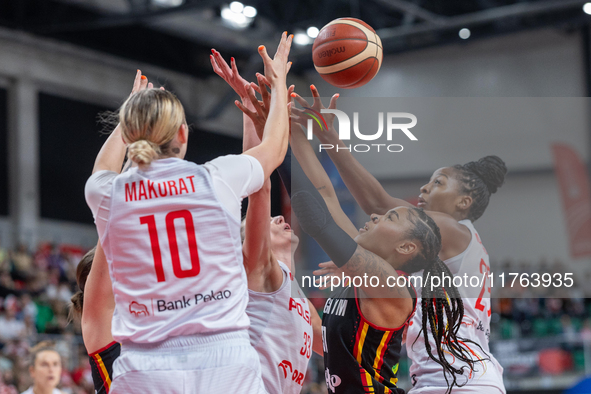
[418,258,490,393]
[403,208,489,393]
[453,156,507,221]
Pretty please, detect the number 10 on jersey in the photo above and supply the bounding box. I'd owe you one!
[140,209,201,282]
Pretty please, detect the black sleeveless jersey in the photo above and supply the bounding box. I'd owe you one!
[321,284,416,394]
[88,341,120,394]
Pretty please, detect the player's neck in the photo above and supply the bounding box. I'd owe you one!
[273,247,291,268]
[33,384,54,394]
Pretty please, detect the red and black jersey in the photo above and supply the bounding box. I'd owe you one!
[321,284,416,394]
[88,341,120,394]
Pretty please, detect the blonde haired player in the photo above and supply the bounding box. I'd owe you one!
[68,74,152,394]
[21,342,63,394]
[85,33,292,393]
[211,50,322,393]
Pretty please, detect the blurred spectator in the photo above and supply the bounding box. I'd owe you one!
[0,372,18,394]
[0,238,9,274]
[561,315,577,342]
[21,341,63,394]
[0,243,90,393]
[581,319,591,342]
[19,295,37,324]
[0,272,17,299]
[11,245,32,283]
[0,296,26,343]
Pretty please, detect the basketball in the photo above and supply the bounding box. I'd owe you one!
[312,18,383,89]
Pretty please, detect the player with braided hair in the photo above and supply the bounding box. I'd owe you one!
[292,86,506,393]
[450,156,506,222]
[269,102,476,393]
[232,76,475,392]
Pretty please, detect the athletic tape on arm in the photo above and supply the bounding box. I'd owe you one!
[288,153,357,268]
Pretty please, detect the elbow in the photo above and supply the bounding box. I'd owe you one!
[277,141,288,165]
[272,132,290,168]
[359,197,388,216]
[360,203,374,216]
[262,179,271,193]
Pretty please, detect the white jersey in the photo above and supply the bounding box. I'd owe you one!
[406,220,505,393]
[85,155,264,343]
[21,389,62,394]
[247,261,313,394]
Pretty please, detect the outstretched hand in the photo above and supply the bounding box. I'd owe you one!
[290,84,339,142]
[235,75,295,140]
[130,69,163,97]
[210,49,251,100]
[258,32,293,88]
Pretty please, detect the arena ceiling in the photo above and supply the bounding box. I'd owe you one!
[0,0,589,77]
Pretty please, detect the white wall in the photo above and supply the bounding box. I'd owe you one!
[308,28,585,97]
[319,97,589,178]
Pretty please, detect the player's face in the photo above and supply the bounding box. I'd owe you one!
[270,215,298,249]
[30,350,61,389]
[354,207,416,266]
[418,167,464,215]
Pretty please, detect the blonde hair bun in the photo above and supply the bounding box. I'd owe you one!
[128,139,160,169]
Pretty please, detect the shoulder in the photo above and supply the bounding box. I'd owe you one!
[203,154,264,200]
[86,170,118,187]
[425,211,471,258]
[85,170,118,200]
[246,254,285,294]
[204,154,261,174]
[356,288,414,330]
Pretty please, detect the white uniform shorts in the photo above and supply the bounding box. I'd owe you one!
[110,330,267,394]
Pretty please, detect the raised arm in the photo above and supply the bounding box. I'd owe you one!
[289,119,358,239]
[242,33,292,180]
[81,243,114,354]
[92,70,155,174]
[289,154,412,328]
[211,50,289,292]
[291,85,412,215]
[241,81,282,292]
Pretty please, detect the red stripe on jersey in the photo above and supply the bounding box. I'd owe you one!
[91,354,110,393]
[374,330,394,380]
[88,341,118,357]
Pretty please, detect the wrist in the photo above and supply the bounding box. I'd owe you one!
[319,127,339,144]
[270,76,287,89]
[270,85,287,93]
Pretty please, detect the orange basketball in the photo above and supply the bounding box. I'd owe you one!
[312,18,383,89]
